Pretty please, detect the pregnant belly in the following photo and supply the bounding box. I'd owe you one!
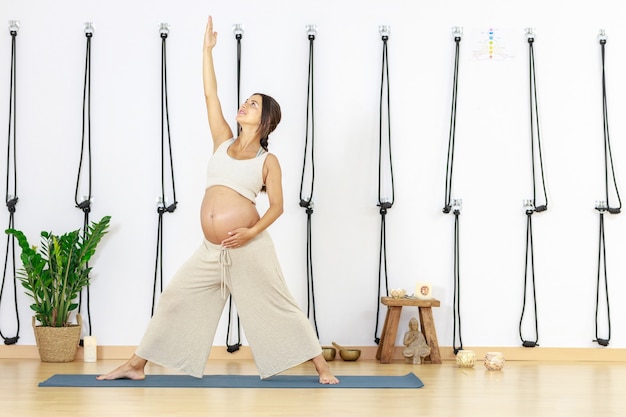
[201,186,260,244]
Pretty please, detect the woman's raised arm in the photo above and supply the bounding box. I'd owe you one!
[203,16,233,150]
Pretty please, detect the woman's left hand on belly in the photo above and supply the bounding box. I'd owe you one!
[221,227,255,249]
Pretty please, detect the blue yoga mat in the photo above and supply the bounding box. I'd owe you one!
[38,373,423,389]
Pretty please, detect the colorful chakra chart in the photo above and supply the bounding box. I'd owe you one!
[472,27,513,61]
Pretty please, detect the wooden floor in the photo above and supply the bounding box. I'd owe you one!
[1,357,624,417]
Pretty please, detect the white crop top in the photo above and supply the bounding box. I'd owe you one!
[205,138,268,203]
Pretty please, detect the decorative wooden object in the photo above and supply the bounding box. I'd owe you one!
[376,297,441,364]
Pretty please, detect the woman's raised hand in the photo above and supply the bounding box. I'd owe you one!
[204,15,217,49]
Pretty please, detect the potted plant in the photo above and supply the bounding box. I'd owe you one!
[6,215,111,362]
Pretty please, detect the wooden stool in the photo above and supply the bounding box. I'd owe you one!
[376,297,442,364]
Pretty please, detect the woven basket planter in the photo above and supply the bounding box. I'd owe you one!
[32,314,82,362]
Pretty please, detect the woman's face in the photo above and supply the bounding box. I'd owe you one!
[236,94,263,126]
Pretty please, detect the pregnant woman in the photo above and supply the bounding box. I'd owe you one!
[97,15,338,385]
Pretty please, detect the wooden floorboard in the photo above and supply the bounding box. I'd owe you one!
[1,357,624,416]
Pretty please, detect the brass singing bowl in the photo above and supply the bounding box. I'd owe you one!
[332,342,361,361]
[339,349,361,361]
[321,346,336,361]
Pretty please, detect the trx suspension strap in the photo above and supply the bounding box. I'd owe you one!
[451,200,462,354]
[593,30,621,347]
[225,23,244,353]
[525,29,548,214]
[597,31,621,214]
[0,21,20,345]
[518,28,548,348]
[74,22,95,337]
[373,25,394,345]
[443,28,461,215]
[443,27,463,354]
[299,25,319,338]
[151,23,178,316]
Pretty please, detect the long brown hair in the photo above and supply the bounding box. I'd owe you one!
[254,93,281,151]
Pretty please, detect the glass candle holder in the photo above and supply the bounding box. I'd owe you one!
[484,351,505,370]
[456,350,475,368]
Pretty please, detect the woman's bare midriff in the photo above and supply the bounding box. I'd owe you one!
[201,186,260,244]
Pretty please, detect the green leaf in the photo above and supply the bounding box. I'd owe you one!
[6,216,111,327]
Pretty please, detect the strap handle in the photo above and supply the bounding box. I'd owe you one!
[0,24,20,345]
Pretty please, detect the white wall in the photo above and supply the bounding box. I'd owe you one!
[0,0,625,351]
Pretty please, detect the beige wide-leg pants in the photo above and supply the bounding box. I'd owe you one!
[135,231,322,379]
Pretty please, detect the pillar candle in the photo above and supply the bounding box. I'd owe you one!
[415,282,432,300]
[83,336,97,363]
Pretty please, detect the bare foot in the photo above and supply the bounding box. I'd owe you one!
[96,355,147,381]
[312,354,339,385]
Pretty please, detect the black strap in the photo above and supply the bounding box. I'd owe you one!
[299,26,318,338]
[518,30,547,348]
[452,205,463,353]
[151,24,178,316]
[594,211,610,346]
[373,27,394,345]
[593,31,618,346]
[519,205,539,347]
[527,32,548,212]
[599,36,621,214]
[443,29,464,353]
[0,23,20,345]
[225,25,243,353]
[74,24,95,338]
[443,32,461,214]
[233,24,243,136]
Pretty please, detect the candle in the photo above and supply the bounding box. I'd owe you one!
[415,282,432,300]
[484,351,505,371]
[456,350,475,368]
[83,336,97,363]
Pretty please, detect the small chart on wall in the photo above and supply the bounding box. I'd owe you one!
[471,27,515,61]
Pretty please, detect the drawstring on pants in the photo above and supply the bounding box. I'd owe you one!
[219,247,232,300]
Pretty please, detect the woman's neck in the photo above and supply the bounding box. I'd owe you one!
[234,130,260,153]
[237,123,260,143]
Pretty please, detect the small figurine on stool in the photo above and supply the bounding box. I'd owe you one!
[402,317,431,364]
